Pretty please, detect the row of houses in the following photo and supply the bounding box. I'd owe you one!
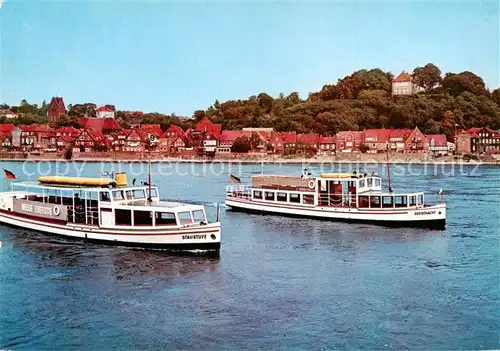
[0,117,498,156]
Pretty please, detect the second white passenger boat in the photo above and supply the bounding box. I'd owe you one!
[226,172,446,229]
[0,173,221,253]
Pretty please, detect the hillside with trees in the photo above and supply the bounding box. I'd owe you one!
[2,64,499,139]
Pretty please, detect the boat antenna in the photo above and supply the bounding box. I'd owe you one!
[147,138,152,202]
[386,143,393,193]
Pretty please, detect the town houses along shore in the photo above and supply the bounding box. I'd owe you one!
[1,96,500,162]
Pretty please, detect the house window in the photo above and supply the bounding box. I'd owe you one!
[303,194,314,204]
[382,196,393,208]
[134,210,153,226]
[178,211,193,225]
[290,193,300,203]
[277,192,287,202]
[265,192,275,201]
[115,209,132,225]
[155,212,177,226]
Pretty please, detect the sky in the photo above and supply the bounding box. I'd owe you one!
[0,0,499,116]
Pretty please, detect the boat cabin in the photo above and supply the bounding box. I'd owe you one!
[8,174,209,228]
[227,173,426,209]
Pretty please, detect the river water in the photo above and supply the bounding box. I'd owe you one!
[0,161,498,349]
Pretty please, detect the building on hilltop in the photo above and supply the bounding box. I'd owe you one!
[96,106,115,119]
[0,109,17,119]
[47,97,66,123]
[392,72,425,96]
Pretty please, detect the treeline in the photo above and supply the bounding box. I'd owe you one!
[2,64,500,138]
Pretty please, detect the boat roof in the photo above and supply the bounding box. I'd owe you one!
[12,181,155,192]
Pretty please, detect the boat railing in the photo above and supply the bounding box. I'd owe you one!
[226,185,252,199]
[318,193,358,207]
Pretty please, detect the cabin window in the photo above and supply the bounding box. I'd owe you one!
[253,191,262,199]
[358,195,369,208]
[367,178,373,187]
[178,211,193,225]
[265,192,275,201]
[375,179,381,187]
[290,193,301,203]
[112,190,124,201]
[125,190,133,200]
[359,180,365,188]
[395,196,407,208]
[370,196,381,208]
[303,194,314,205]
[192,210,206,222]
[277,193,287,202]
[146,188,158,198]
[155,212,177,226]
[132,189,145,199]
[134,210,153,226]
[409,195,417,206]
[382,196,394,208]
[115,209,132,225]
[418,194,424,205]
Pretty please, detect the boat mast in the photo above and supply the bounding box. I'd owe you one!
[386,142,393,193]
[147,139,152,202]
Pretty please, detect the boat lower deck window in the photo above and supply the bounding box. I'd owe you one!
[253,191,262,199]
[115,209,132,225]
[178,211,193,225]
[370,196,381,208]
[155,212,177,226]
[382,196,394,208]
[303,194,314,205]
[395,196,407,208]
[192,210,206,222]
[409,195,417,206]
[277,192,287,202]
[265,192,275,201]
[290,193,300,203]
[358,195,369,208]
[134,210,153,226]
[112,190,124,201]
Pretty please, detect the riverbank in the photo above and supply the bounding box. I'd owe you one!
[1,153,500,165]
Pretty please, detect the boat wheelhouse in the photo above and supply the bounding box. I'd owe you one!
[0,173,221,252]
[226,173,446,229]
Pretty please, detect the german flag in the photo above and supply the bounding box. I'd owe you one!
[3,169,16,180]
[230,173,241,183]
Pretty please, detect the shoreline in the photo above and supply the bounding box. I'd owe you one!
[1,156,499,165]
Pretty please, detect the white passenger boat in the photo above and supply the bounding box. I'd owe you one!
[226,172,446,229]
[0,173,221,253]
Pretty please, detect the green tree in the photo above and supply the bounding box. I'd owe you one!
[412,63,442,90]
[443,71,488,97]
[231,136,250,153]
[249,132,262,150]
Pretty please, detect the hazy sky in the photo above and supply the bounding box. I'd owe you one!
[1,0,498,116]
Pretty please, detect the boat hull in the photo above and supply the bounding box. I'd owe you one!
[226,198,446,230]
[0,209,221,252]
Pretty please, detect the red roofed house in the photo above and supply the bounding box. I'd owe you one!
[55,135,75,154]
[72,129,108,153]
[162,124,184,138]
[337,131,362,153]
[267,132,284,154]
[0,124,15,134]
[362,129,389,153]
[124,128,148,152]
[55,126,80,138]
[404,127,428,153]
[79,117,121,134]
[0,109,17,119]
[47,97,66,123]
[426,134,448,156]
[392,72,425,96]
[20,124,54,152]
[0,131,12,149]
[138,124,163,137]
[193,117,222,155]
[318,136,337,156]
[217,130,249,153]
[297,133,319,155]
[455,127,500,154]
[96,106,115,119]
[159,125,188,154]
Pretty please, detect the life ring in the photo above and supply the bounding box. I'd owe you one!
[308,180,315,189]
[53,206,61,216]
